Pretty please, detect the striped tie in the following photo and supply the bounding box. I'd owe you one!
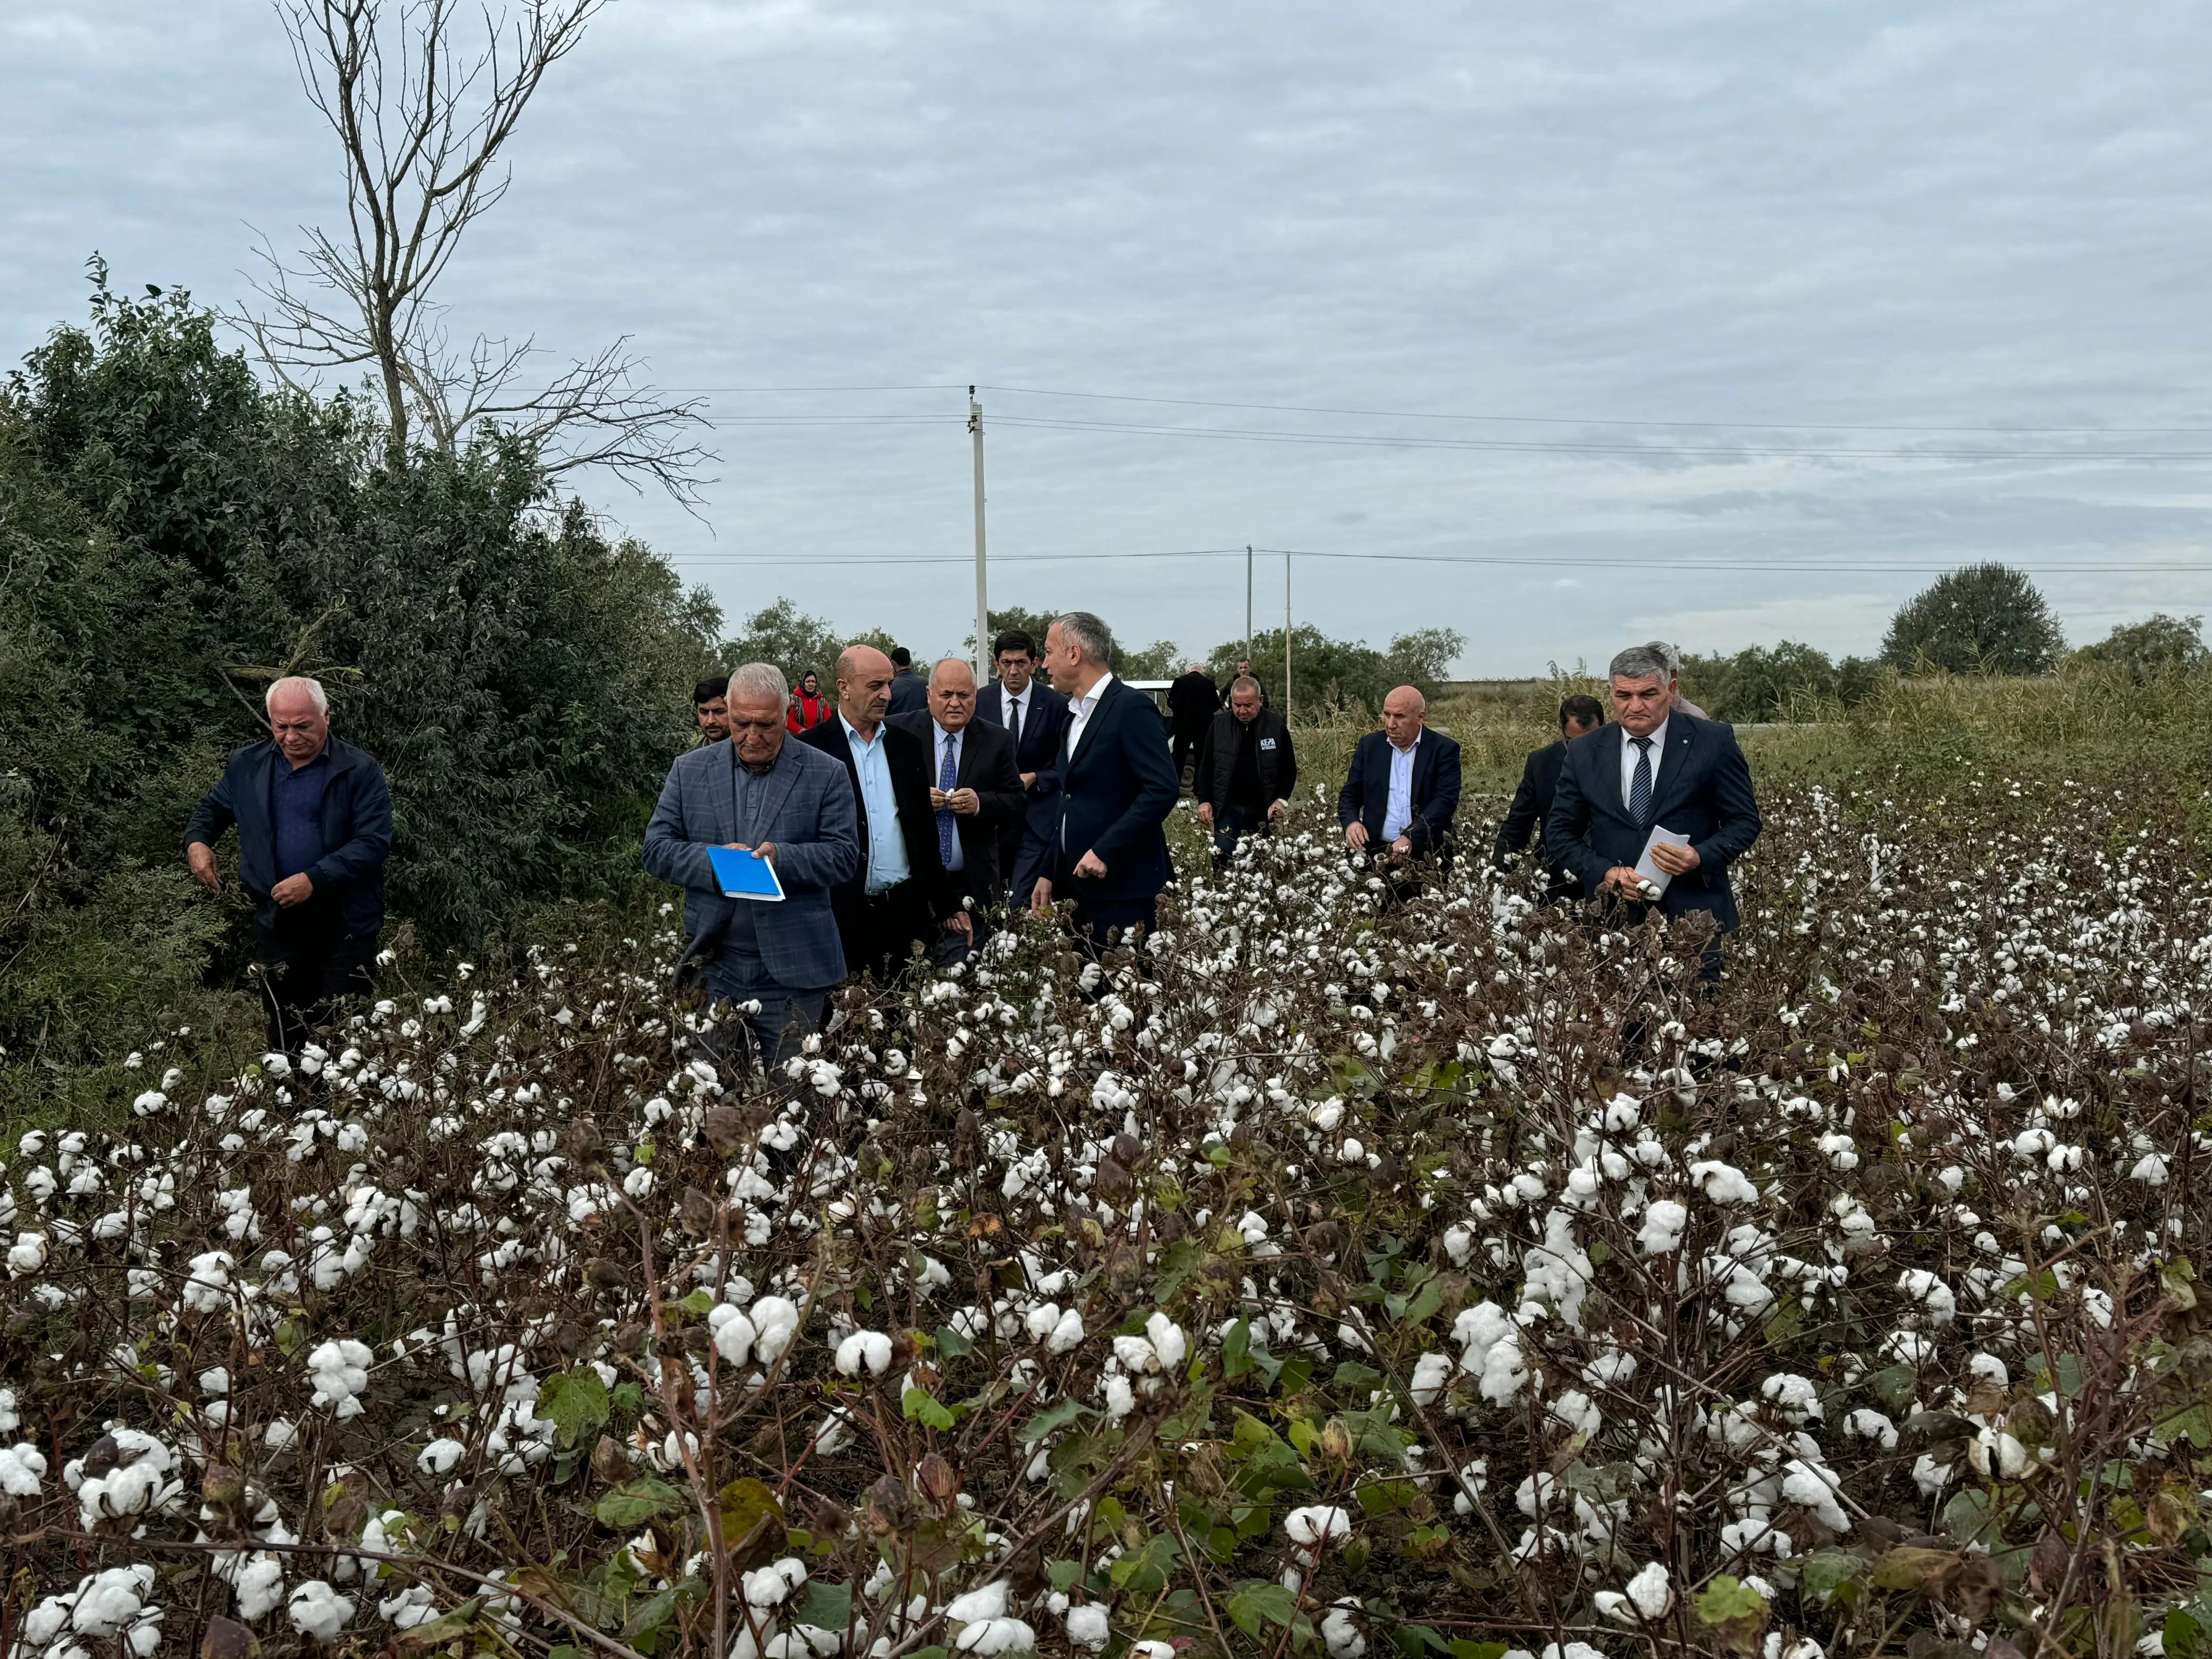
[1628,736,1654,825]
[937,738,959,864]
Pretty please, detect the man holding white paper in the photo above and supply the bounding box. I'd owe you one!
[1545,644,1762,971]
[644,661,859,1075]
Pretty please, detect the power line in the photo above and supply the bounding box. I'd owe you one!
[669,547,2212,573]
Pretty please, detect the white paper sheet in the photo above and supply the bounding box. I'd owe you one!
[1632,826,1693,895]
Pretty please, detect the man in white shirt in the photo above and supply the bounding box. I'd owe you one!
[975,629,1070,907]
[891,660,1025,911]
[1338,686,1462,887]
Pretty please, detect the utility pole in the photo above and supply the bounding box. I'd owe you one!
[1244,545,1253,662]
[1284,549,1293,724]
[969,388,990,681]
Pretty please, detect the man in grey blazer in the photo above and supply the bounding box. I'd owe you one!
[644,660,861,1073]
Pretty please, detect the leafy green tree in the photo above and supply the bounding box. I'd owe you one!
[2069,614,2208,678]
[971,607,1179,681]
[1206,624,1461,715]
[0,272,725,1067]
[1881,563,2064,675]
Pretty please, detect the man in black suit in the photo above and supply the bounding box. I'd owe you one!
[885,646,929,717]
[1029,610,1179,948]
[974,629,1070,907]
[799,643,967,982]
[1193,676,1297,870]
[1545,644,1762,974]
[1166,663,1219,787]
[1338,686,1462,887]
[1493,693,1604,902]
[890,658,1026,914]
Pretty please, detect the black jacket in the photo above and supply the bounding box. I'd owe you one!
[885,671,929,717]
[1167,672,1219,737]
[1193,707,1297,818]
[1544,715,1762,931]
[797,718,958,931]
[888,713,1027,900]
[183,735,393,936]
[974,681,1071,862]
[1494,740,1580,898]
[1036,678,1179,902]
[1337,728,1462,858]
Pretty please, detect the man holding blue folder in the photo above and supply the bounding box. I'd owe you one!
[644,661,860,1074]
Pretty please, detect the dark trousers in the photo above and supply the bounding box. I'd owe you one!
[254,902,376,1056]
[705,946,828,1077]
[1210,801,1268,869]
[1009,826,1050,914]
[1171,730,1202,789]
[1068,893,1158,963]
[842,881,939,984]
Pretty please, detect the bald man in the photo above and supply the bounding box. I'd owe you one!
[185,675,393,1055]
[890,659,1026,910]
[799,644,967,981]
[1338,685,1462,877]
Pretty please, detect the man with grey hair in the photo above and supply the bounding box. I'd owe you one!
[185,674,393,1054]
[1643,640,1709,719]
[646,661,860,1076]
[1030,610,1178,948]
[1545,643,1761,976]
[1193,675,1296,870]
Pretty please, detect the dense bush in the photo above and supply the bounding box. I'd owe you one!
[6,773,2211,1659]
[1881,565,2064,677]
[1208,625,1465,715]
[2068,614,2210,680]
[0,275,723,1071]
[1678,644,1885,724]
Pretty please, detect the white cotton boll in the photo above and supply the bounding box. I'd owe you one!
[1548,1390,1600,1437]
[1285,1505,1352,1547]
[1101,1375,1136,1423]
[1843,1409,1898,1449]
[1689,1161,1758,1205]
[742,1566,793,1608]
[1145,1312,1187,1372]
[623,1166,655,1199]
[1024,1303,1062,1342]
[416,1438,464,1477]
[1911,1453,1952,1496]
[7,1232,49,1277]
[233,1553,286,1620]
[1441,1225,1473,1266]
[1760,1373,1821,1423]
[1045,1308,1086,1354]
[752,1297,802,1364]
[0,1443,48,1496]
[1065,1603,1111,1649]
[834,1331,894,1377]
[1409,1352,1453,1407]
[287,1580,354,1641]
[2131,1152,2170,1185]
[1320,1600,1366,1659]
[1111,1335,1158,1375]
[70,1564,154,1639]
[1896,1269,1957,1326]
[1624,1562,1673,1619]
[1968,1353,2010,1387]
[709,1304,758,1366]
[1966,1427,2031,1479]
[956,1619,1037,1656]
[1781,1460,1850,1532]
[944,1582,1009,1625]
[1127,1643,1177,1659]
[1638,1200,1688,1255]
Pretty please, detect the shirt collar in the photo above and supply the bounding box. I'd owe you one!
[840,713,880,750]
[1076,671,1116,707]
[1388,728,1422,756]
[1630,716,1670,751]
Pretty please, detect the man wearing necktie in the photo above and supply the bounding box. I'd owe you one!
[973,630,1070,906]
[1545,644,1762,975]
[892,659,1025,921]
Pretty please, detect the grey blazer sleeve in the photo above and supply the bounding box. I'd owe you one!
[643,764,718,891]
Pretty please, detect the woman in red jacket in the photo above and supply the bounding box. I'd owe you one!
[786,671,831,733]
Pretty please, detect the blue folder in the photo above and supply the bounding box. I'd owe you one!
[707,846,786,902]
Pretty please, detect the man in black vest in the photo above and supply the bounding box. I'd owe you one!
[1193,676,1296,871]
[1493,693,1604,902]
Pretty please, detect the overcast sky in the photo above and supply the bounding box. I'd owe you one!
[5,0,2209,674]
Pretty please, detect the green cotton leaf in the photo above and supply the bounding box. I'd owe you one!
[1334,1361,1384,1391]
[674,1288,715,1317]
[1447,1645,1508,1659]
[1019,1399,1089,1444]
[1944,1488,1998,1547]
[1398,1277,1444,1326]
[1799,1548,1868,1607]
[1865,1363,1919,1411]
[1870,1546,1960,1593]
[1047,1560,1084,1593]
[393,1598,483,1648]
[622,1589,678,1643]
[902,1387,955,1431]
[935,1325,975,1360]
[1694,1576,1768,1627]
[793,1582,852,1631]
[1222,1319,1254,1379]
[2165,1610,2203,1659]
[1227,1581,1301,1638]
[594,1478,685,1528]
[537,1369,611,1449]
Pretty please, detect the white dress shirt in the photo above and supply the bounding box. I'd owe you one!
[932,723,965,872]
[1620,716,1670,808]
[1065,672,1116,759]
[1381,730,1421,842]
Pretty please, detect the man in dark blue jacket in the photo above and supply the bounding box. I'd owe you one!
[1493,693,1604,902]
[1029,611,1179,949]
[1338,686,1463,886]
[974,630,1071,907]
[1545,644,1762,974]
[185,676,392,1053]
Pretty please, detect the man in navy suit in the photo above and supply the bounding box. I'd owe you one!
[1338,686,1463,887]
[974,629,1070,907]
[1028,611,1179,947]
[643,661,860,1071]
[890,658,1027,910]
[1545,644,1762,969]
[1493,693,1604,902]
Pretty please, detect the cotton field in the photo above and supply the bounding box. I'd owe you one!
[5,777,2211,1659]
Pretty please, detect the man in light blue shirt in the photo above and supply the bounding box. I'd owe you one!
[1339,685,1463,903]
[845,710,911,894]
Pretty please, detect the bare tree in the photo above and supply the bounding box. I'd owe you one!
[235,0,711,507]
